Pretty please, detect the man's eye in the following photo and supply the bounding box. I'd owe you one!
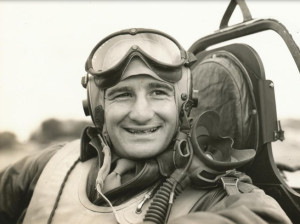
[151,90,168,96]
[115,93,131,99]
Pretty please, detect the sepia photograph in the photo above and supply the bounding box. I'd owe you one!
[0,0,300,223]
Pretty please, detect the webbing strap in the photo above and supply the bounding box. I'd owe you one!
[221,176,240,195]
[238,181,257,193]
[220,0,252,29]
[221,176,257,195]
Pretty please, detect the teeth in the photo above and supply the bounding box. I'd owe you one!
[126,127,159,134]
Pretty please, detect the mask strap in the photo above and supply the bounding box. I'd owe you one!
[95,134,121,224]
[179,100,193,134]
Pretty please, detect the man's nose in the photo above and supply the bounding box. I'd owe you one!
[129,95,154,124]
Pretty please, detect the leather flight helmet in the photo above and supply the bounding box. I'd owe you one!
[81,28,198,132]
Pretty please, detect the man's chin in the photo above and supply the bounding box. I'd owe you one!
[122,144,165,159]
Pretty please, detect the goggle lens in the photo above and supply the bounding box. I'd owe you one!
[91,33,183,72]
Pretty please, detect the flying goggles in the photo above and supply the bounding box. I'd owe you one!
[85,28,196,89]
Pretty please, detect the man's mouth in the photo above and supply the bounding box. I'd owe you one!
[124,127,160,134]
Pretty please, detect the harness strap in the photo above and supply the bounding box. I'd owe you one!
[23,140,81,224]
[238,181,257,193]
[168,186,210,221]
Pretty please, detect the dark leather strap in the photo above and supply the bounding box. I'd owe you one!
[220,0,252,29]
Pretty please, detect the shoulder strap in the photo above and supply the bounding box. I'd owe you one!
[169,186,209,220]
[23,140,81,224]
[221,176,257,195]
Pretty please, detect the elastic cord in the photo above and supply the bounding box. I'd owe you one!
[47,158,80,224]
[94,134,122,223]
[96,184,121,224]
[95,135,111,191]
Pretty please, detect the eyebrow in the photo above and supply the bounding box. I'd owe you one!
[148,82,174,92]
[105,81,174,97]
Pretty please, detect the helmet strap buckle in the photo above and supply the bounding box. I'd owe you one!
[179,100,193,134]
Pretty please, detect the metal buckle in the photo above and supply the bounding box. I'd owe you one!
[220,176,239,195]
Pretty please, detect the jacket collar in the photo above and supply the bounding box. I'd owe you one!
[80,126,100,162]
[80,126,175,177]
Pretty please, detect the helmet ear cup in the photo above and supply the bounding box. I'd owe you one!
[82,99,90,116]
[82,74,92,117]
[82,74,106,130]
[94,105,105,130]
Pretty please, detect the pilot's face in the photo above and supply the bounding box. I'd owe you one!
[104,75,177,159]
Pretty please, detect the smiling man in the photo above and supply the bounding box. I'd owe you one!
[0,28,291,224]
[104,73,177,159]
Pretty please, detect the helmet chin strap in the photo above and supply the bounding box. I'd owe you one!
[101,124,112,148]
[93,102,113,152]
[173,99,194,169]
[179,100,194,134]
[93,104,105,130]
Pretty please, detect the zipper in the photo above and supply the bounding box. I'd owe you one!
[207,187,226,209]
[135,181,161,214]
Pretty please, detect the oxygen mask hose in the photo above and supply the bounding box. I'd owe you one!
[143,135,193,224]
[164,137,194,224]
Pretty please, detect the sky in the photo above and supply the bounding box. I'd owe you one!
[0,1,300,141]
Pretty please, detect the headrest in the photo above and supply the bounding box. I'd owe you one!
[190,50,257,150]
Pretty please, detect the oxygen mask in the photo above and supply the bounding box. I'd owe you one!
[189,110,256,188]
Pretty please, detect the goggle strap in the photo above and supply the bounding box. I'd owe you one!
[186,52,198,65]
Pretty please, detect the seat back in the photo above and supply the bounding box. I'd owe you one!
[190,43,300,223]
[190,45,258,151]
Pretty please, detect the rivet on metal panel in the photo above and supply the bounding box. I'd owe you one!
[181,93,187,101]
[130,28,137,34]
